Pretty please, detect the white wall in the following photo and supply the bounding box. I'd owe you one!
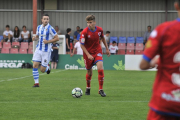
[125,55,157,71]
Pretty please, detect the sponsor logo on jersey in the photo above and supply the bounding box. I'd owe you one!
[81,38,85,43]
[97,53,102,57]
[150,30,157,38]
[44,59,47,63]
[82,34,84,37]
[145,40,152,49]
[88,35,91,38]
[98,32,101,36]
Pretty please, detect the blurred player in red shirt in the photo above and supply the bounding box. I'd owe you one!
[140,0,180,119]
[80,15,110,97]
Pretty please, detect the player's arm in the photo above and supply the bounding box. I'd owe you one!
[101,36,110,57]
[44,34,59,44]
[43,27,59,44]
[66,38,70,49]
[71,47,77,57]
[32,26,40,41]
[140,27,161,70]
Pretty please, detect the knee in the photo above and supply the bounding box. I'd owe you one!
[40,69,45,73]
[33,64,38,68]
[87,71,92,76]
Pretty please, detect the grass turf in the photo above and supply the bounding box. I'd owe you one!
[0,69,156,120]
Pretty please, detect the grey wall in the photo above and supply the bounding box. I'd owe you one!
[0,0,179,37]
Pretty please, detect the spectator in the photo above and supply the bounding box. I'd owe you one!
[12,26,21,42]
[101,31,110,54]
[51,42,59,69]
[21,25,30,42]
[144,25,152,45]
[71,29,83,56]
[74,26,80,39]
[109,41,118,55]
[2,25,13,44]
[66,28,71,54]
[76,29,83,41]
[55,26,61,35]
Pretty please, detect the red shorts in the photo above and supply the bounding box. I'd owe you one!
[147,109,180,120]
[83,53,103,70]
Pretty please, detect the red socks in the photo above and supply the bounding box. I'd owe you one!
[86,73,92,88]
[98,70,104,90]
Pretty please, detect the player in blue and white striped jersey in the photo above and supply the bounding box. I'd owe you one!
[32,14,59,87]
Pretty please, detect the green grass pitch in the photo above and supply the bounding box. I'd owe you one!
[0,69,156,120]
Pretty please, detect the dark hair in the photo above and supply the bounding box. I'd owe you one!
[14,26,20,37]
[55,26,59,28]
[6,25,10,28]
[22,25,26,28]
[147,26,151,28]
[80,29,83,32]
[112,41,116,44]
[106,31,110,34]
[66,28,71,33]
[42,13,49,18]
[86,15,95,21]
[176,0,180,5]
[77,26,80,28]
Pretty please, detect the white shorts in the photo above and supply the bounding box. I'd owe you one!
[32,48,51,67]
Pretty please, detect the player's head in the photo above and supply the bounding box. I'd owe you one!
[174,0,180,12]
[42,13,49,26]
[76,26,80,31]
[147,26,151,31]
[106,31,111,36]
[66,28,71,34]
[55,26,59,31]
[112,41,116,46]
[86,15,96,30]
[22,25,26,31]
[6,25,10,31]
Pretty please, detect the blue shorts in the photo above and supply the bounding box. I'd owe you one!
[51,54,59,63]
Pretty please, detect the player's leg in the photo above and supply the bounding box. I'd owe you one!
[96,61,106,97]
[84,57,93,95]
[85,69,92,95]
[40,51,51,74]
[32,49,41,87]
[51,62,54,69]
[54,62,57,69]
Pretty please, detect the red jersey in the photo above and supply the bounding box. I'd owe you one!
[80,26,104,55]
[143,18,180,117]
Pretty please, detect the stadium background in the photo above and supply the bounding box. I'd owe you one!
[0,0,177,37]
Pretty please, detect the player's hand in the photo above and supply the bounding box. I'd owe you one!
[87,54,94,60]
[70,53,74,57]
[106,49,111,57]
[32,36,36,41]
[43,39,49,44]
[150,55,159,68]
[68,46,70,49]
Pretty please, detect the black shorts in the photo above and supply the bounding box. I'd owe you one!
[66,45,70,52]
[51,54,59,63]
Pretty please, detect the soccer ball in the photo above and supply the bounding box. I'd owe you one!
[72,87,83,98]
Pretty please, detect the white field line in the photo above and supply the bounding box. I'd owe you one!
[0,101,149,104]
[0,70,67,83]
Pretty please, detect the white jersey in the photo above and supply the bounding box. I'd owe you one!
[36,23,57,52]
[74,41,83,55]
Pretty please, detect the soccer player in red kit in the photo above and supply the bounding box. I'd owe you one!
[140,0,180,119]
[80,15,110,97]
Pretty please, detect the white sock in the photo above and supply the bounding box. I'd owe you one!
[34,79,39,84]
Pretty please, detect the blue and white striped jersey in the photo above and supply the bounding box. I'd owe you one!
[36,23,57,52]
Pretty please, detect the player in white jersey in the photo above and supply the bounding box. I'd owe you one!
[32,14,59,87]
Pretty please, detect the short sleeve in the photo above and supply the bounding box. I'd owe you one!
[3,31,5,35]
[116,46,118,50]
[143,26,162,62]
[66,34,69,38]
[80,30,86,45]
[49,27,57,37]
[36,26,40,36]
[10,31,13,35]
